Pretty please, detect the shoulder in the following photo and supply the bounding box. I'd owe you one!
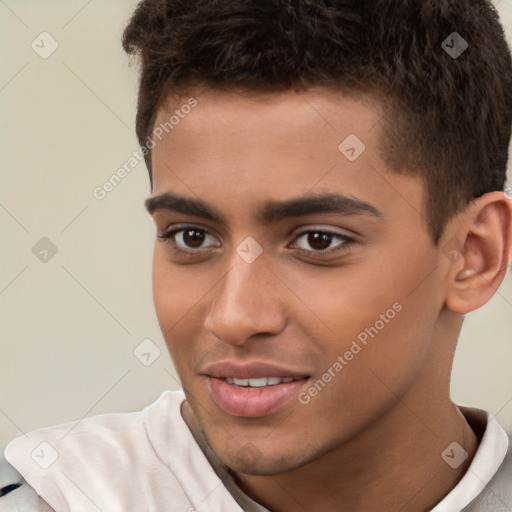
[5,391,183,456]
[5,390,184,468]
[0,455,54,511]
[1,390,191,511]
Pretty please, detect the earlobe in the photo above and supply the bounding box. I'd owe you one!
[444,191,512,314]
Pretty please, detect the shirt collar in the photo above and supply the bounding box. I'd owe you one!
[429,406,509,511]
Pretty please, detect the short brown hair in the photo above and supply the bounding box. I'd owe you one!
[122,0,512,243]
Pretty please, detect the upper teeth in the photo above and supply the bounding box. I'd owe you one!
[226,377,295,387]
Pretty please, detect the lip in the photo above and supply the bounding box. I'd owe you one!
[203,360,310,417]
[203,360,310,380]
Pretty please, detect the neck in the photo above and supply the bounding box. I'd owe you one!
[232,380,479,511]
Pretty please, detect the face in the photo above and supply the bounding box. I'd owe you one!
[147,86,452,475]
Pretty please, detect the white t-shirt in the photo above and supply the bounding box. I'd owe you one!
[4,390,510,512]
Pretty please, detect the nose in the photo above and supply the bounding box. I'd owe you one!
[204,255,286,346]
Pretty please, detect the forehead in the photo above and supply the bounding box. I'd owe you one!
[152,86,382,183]
[149,86,425,232]
[153,86,384,150]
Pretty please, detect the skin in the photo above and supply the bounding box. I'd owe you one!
[146,86,512,512]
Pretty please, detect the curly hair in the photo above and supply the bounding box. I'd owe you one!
[122,0,512,243]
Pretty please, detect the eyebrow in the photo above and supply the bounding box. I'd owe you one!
[144,191,383,225]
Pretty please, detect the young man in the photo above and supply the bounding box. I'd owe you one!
[1,0,511,510]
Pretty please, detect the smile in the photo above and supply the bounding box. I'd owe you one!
[225,376,296,387]
[203,360,311,417]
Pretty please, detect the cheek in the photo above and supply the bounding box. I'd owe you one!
[302,240,440,339]
[289,244,442,388]
[307,302,438,445]
[151,248,206,360]
[152,246,206,322]
[152,249,177,327]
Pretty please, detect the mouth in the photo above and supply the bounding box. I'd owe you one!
[224,376,297,387]
[203,361,310,417]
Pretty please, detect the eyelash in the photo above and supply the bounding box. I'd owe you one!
[157,225,355,258]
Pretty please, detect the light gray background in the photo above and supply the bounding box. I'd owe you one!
[1,0,512,449]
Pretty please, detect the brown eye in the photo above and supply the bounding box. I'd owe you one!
[306,232,333,251]
[182,228,206,248]
[157,226,220,253]
[292,228,354,257]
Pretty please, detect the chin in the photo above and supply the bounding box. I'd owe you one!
[214,442,317,476]
[225,457,302,477]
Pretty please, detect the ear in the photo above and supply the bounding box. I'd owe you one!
[444,191,512,314]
